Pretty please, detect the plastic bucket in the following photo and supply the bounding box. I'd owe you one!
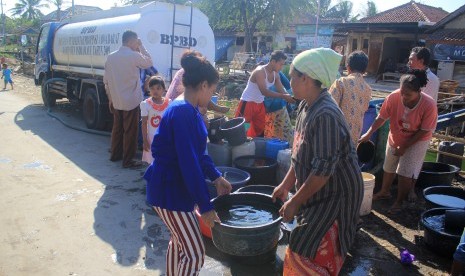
[220,117,247,146]
[265,139,289,160]
[207,142,232,167]
[208,116,226,143]
[253,137,268,157]
[231,139,255,163]
[360,172,375,216]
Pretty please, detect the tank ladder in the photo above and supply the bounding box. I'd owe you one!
[169,1,193,81]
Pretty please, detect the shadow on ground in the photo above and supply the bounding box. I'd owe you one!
[14,102,168,272]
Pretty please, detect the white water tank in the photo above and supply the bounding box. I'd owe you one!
[52,2,214,79]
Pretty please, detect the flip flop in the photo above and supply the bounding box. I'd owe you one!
[373,193,392,201]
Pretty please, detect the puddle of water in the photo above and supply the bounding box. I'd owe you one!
[16,114,24,121]
[0,158,11,163]
[349,259,373,276]
[23,161,52,171]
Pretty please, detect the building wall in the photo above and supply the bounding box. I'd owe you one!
[345,32,422,75]
[445,13,465,29]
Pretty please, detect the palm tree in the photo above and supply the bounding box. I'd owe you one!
[10,0,49,20]
[48,0,65,21]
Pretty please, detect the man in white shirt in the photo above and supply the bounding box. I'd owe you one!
[104,30,153,168]
[408,47,440,102]
[407,46,440,201]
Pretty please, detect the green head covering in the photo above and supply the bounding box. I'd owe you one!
[292,48,342,88]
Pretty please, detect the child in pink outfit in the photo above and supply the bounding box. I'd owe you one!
[140,76,170,164]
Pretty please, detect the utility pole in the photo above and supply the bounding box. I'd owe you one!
[72,0,75,16]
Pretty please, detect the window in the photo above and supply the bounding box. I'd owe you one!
[363,39,369,49]
[352,39,358,51]
[37,25,50,52]
[236,37,244,46]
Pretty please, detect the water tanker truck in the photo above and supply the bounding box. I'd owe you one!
[34,1,215,129]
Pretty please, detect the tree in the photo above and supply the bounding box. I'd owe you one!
[199,0,314,52]
[326,0,355,22]
[48,0,65,21]
[365,1,378,17]
[9,0,49,20]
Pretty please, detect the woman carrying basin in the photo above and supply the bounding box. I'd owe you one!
[272,48,363,276]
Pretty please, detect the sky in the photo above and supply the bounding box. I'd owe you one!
[3,0,465,17]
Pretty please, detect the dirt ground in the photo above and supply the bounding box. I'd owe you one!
[2,72,464,275]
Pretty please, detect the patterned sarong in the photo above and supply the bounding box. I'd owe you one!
[284,221,343,276]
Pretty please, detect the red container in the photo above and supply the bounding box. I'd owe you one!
[195,209,212,238]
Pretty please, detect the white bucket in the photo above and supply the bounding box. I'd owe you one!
[360,172,376,216]
[231,140,255,163]
[277,149,292,183]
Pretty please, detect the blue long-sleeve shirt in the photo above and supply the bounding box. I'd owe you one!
[144,100,221,213]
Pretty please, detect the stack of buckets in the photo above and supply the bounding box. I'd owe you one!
[207,117,255,166]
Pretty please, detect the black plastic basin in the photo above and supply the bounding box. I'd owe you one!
[219,117,247,146]
[417,162,459,188]
[423,186,465,209]
[420,208,462,257]
[208,116,226,143]
[235,185,276,196]
[234,155,278,186]
[211,193,282,259]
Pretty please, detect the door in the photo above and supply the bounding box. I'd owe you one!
[35,24,52,82]
[367,42,382,75]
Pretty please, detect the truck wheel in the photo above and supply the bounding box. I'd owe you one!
[41,77,56,107]
[83,88,106,130]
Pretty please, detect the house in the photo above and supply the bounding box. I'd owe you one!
[334,1,448,76]
[425,4,465,89]
[41,5,102,23]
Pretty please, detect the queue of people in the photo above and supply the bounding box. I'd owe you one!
[104,31,446,275]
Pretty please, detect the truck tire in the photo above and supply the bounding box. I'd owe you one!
[41,77,56,107]
[83,88,107,130]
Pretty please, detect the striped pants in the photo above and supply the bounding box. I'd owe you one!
[154,207,205,276]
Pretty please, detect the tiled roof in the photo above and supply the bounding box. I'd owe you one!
[426,29,465,44]
[359,1,448,23]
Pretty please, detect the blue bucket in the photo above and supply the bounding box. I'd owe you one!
[265,139,289,160]
[359,105,378,171]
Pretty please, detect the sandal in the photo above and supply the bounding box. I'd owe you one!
[123,160,144,169]
[373,193,392,201]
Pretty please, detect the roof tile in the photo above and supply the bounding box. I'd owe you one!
[359,1,448,23]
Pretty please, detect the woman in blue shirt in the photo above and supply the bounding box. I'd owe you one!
[144,50,232,275]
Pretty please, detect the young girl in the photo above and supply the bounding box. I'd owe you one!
[139,76,170,164]
[144,50,232,275]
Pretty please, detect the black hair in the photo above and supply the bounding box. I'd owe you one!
[148,76,166,90]
[347,51,368,73]
[411,47,431,66]
[291,65,322,88]
[2,63,7,68]
[400,69,428,92]
[122,30,138,44]
[270,50,287,62]
[181,50,219,88]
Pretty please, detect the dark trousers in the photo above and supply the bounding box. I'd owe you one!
[110,107,139,167]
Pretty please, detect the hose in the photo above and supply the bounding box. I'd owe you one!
[44,78,110,136]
